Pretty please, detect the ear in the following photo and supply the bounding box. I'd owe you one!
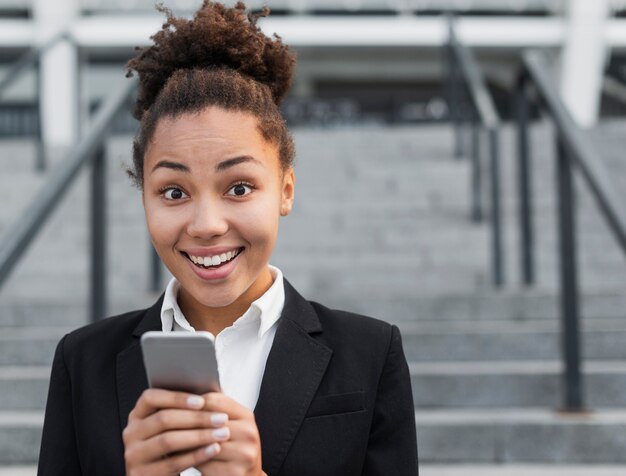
[280,167,295,216]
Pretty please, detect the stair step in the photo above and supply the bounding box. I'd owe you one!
[0,468,36,476]
[416,408,626,463]
[4,361,626,411]
[411,361,626,408]
[400,325,626,362]
[420,466,626,476]
[3,466,626,476]
[0,412,43,465]
[5,319,626,366]
[0,328,70,366]
[0,290,625,328]
[5,408,626,465]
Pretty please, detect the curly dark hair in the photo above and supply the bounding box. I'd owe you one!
[126,1,297,188]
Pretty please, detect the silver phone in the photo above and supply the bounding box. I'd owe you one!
[140,331,221,394]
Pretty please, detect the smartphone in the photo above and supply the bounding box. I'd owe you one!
[140,331,221,394]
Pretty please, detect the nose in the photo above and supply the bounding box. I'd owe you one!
[186,197,229,239]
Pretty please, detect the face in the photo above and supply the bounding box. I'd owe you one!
[142,107,295,318]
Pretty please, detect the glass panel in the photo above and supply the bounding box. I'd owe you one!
[78,0,568,15]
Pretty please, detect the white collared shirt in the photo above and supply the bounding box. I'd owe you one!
[160,266,285,476]
[160,265,285,410]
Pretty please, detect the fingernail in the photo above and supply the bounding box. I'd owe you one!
[212,427,230,441]
[211,413,228,426]
[187,395,204,409]
[205,442,220,457]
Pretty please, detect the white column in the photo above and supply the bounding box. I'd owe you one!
[559,0,610,128]
[33,0,80,152]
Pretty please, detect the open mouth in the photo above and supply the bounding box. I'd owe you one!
[183,248,244,269]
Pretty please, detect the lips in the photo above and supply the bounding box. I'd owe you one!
[181,247,244,281]
[184,247,244,269]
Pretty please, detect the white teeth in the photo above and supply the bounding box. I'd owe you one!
[188,249,240,268]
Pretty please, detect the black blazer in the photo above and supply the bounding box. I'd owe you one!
[38,279,418,475]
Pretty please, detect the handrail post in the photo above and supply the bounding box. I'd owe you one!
[556,137,584,411]
[447,18,463,159]
[35,58,46,172]
[91,144,107,322]
[489,127,504,287]
[516,76,534,286]
[470,118,482,222]
[150,244,162,293]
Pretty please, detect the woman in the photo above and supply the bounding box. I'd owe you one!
[38,2,418,475]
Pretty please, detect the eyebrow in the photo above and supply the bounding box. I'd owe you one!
[215,155,261,172]
[150,156,261,175]
[151,160,191,174]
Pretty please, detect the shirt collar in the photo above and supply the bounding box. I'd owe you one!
[160,265,285,339]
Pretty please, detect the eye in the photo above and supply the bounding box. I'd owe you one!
[226,182,253,197]
[160,187,188,200]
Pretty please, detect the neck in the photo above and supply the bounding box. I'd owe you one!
[177,267,274,336]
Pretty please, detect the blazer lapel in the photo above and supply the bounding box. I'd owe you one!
[116,294,164,430]
[254,280,332,475]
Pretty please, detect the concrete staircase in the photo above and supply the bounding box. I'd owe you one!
[0,119,625,467]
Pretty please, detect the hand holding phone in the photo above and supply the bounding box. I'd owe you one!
[128,331,263,476]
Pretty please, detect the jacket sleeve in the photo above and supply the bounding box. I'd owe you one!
[38,334,82,476]
[362,325,419,476]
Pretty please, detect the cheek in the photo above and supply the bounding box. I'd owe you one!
[233,198,280,246]
[144,203,183,245]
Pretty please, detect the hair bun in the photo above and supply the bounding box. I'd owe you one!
[127,1,296,120]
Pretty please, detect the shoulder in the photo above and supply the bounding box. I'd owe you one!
[59,304,153,363]
[309,299,393,333]
[307,299,399,358]
[65,307,145,345]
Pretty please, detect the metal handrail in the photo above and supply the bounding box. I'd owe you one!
[448,26,499,129]
[446,16,504,286]
[603,75,626,107]
[0,32,68,100]
[515,50,626,411]
[0,77,138,322]
[0,31,70,170]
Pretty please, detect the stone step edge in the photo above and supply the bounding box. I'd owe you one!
[0,412,42,427]
[398,318,626,334]
[419,465,626,476]
[5,409,626,428]
[408,360,626,375]
[7,466,626,474]
[6,317,626,339]
[2,466,626,476]
[5,360,626,380]
[414,408,626,425]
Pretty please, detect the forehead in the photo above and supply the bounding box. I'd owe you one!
[145,107,277,166]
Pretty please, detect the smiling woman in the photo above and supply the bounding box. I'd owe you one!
[143,108,294,330]
[37,2,418,476]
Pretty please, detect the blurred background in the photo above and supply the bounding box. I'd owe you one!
[0,0,626,474]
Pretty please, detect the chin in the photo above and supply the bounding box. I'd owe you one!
[193,287,242,309]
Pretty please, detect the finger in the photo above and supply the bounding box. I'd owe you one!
[202,392,252,420]
[220,419,260,446]
[130,427,230,464]
[143,442,221,475]
[197,441,260,469]
[129,389,205,421]
[131,409,229,441]
[201,422,260,463]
